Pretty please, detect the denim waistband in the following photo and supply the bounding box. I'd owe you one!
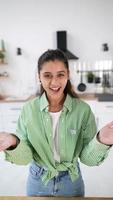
[31,161,80,178]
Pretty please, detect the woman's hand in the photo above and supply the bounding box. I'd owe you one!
[0,133,18,151]
[98,121,113,145]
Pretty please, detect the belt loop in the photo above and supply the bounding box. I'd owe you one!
[32,161,45,176]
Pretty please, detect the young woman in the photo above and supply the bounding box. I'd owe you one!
[0,49,113,197]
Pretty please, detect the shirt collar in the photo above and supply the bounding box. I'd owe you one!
[40,92,73,112]
[40,92,49,112]
[64,93,72,112]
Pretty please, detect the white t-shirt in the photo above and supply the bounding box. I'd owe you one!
[49,111,61,162]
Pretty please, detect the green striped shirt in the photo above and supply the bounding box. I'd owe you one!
[5,93,111,184]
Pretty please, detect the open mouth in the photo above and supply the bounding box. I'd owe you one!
[49,87,61,93]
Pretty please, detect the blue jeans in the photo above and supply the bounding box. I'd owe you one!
[27,161,85,197]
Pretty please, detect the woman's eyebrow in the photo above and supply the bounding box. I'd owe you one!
[43,72,51,73]
[57,71,66,73]
[43,71,66,74]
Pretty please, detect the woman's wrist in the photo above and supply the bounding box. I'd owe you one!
[97,132,112,147]
[7,134,20,150]
[97,132,103,143]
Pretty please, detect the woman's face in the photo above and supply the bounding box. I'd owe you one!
[39,60,69,100]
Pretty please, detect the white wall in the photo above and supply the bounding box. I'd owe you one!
[0,0,113,96]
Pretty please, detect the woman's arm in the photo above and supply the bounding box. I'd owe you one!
[0,132,19,151]
[0,132,33,165]
[79,110,112,166]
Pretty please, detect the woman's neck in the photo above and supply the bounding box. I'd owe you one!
[48,94,65,112]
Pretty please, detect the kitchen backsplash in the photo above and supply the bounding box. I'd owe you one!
[0,58,113,99]
[70,59,113,94]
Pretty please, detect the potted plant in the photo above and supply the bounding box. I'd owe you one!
[0,51,5,63]
[86,71,95,83]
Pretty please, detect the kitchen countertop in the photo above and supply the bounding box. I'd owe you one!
[0,93,98,103]
[78,93,98,101]
[0,93,112,103]
[0,95,35,103]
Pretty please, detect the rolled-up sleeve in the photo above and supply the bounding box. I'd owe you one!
[5,105,33,165]
[79,108,111,166]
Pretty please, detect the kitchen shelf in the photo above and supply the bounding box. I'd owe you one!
[0,76,9,80]
[77,69,113,73]
[0,62,8,65]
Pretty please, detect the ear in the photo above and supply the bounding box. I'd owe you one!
[67,70,70,80]
[36,73,41,83]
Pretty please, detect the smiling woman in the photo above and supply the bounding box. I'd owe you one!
[37,49,78,95]
[0,49,113,197]
[37,49,78,112]
[38,60,69,112]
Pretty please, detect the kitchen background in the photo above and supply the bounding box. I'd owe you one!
[0,0,113,197]
[0,0,113,98]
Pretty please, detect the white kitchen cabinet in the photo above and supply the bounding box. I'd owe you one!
[0,104,3,131]
[0,101,28,196]
[84,100,96,114]
[95,102,113,130]
[0,102,24,132]
[81,99,113,197]
[84,100,113,130]
[84,100,99,127]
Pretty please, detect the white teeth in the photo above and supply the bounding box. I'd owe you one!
[50,87,60,91]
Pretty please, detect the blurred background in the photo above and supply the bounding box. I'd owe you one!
[0,0,113,197]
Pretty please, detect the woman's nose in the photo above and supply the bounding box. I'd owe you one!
[51,76,58,84]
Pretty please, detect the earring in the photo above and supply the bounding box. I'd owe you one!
[38,80,41,85]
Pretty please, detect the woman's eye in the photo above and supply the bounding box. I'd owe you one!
[57,74,65,77]
[43,73,65,79]
[44,74,52,78]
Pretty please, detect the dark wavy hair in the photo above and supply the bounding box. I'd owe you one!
[37,49,78,98]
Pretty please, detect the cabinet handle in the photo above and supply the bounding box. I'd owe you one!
[11,121,17,123]
[10,108,21,110]
[105,106,113,108]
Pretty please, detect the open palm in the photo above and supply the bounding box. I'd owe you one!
[0,133,17,151]
[99,121,113,145]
